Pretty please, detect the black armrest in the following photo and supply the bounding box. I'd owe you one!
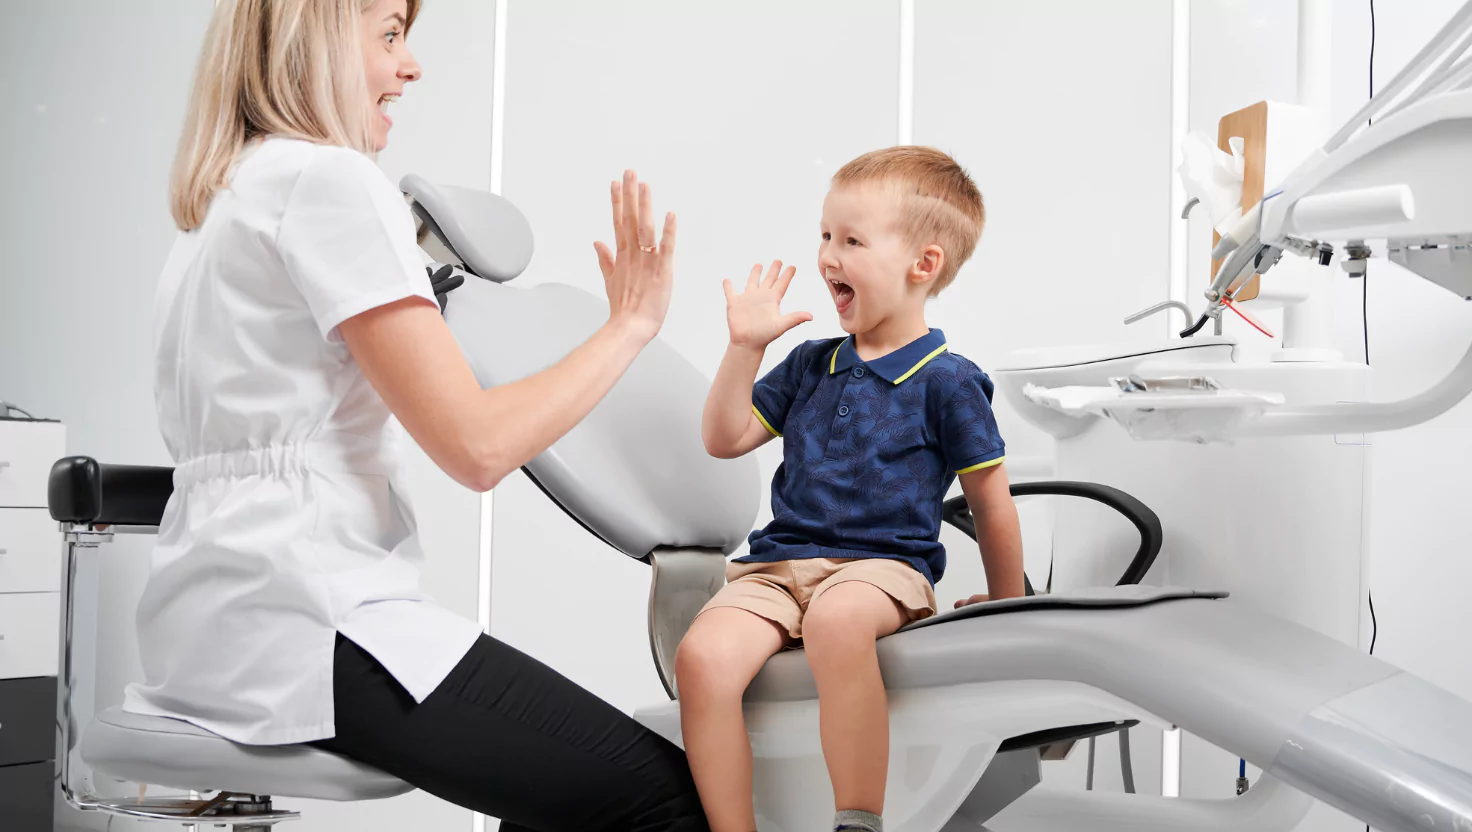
[48,456,175,526]
[942,480,1164,592]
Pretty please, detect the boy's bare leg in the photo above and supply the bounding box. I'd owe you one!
[676,607,789,832]
[802,582,908,817]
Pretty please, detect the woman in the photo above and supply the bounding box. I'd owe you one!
[133,0,704,829]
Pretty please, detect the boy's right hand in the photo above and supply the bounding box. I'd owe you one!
[723,260,812,349]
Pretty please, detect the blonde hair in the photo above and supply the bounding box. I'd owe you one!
[832,146,986,296]
[169,0,420,231]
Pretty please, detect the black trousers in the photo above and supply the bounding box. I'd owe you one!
[311,634,709,832]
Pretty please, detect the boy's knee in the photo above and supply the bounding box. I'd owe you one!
[803,583,899,650]
[674,628,741,697]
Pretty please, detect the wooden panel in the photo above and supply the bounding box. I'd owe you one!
[1211,101,1269,302]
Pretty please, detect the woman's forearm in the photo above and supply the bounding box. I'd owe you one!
[343,298,656,492]
[461,317,653,488]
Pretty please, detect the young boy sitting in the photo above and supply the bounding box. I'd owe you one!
[676,146,1026,832]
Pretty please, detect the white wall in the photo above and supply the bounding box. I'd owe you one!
[491,0,905,714]
[1325,0,1472,731]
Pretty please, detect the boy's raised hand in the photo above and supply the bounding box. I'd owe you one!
[722,260,812,349]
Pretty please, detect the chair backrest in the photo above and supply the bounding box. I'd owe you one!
[444,278,761,559]
[404,174,761,560]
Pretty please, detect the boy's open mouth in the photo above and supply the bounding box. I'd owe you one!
[829,278,855,314]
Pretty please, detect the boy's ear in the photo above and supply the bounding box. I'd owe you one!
[910,244,946,288]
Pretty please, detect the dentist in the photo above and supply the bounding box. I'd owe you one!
[137,0,702,829]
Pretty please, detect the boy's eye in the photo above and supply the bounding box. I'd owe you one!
[821,232,831,241]
[846,237,860,246]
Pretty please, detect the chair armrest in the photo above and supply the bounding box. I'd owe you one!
[48,456,175,527]
[942,480,1164,590]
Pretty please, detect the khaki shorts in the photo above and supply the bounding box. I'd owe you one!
[696,557,938,642]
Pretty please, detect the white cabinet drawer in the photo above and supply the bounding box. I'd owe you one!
[0,593,59,680]
[0,422,66,509]
[0,509,61,594]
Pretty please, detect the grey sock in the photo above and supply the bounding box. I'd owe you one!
[835,809,883,832]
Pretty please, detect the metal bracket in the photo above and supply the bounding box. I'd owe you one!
[647,547,728,700]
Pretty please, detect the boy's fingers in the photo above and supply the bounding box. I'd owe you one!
[776,265,798,295]
[722,278,734,300]
[763,260,784,289]
[778,311,813,333]
[745,264,762,291]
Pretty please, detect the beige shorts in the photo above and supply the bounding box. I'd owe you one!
[697,557,938,642]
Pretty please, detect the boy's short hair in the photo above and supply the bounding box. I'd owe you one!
[832,146,985,295]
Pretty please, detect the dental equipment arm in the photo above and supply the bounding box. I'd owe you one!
[1184,0,1472,436]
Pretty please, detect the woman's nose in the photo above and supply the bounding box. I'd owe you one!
[401,48,423,82]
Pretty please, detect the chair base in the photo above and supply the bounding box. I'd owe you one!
[70,791,298,829]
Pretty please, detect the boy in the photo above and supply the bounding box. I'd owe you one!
[676,146,1026,832]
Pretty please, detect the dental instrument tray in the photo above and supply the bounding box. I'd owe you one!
[1111,374,1222,394]
[1023,376,1285,443]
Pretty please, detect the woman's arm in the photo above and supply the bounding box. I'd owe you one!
[340,171,676,492]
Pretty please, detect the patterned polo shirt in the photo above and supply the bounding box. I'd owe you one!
[738,329,1005,585]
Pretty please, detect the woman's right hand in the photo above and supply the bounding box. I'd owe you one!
[723,260,812,350]
[593,170,677,344]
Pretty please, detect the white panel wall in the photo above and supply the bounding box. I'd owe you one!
[493,0,901,714]
[1327,0,1472,753]
[911,0,1174,798]
[913,0,1175,460]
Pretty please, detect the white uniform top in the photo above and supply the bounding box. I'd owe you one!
[125,137,483,745]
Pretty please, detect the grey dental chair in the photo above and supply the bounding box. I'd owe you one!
[43,177,1472,832]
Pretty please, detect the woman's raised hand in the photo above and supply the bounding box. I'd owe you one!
[593,170,676,343]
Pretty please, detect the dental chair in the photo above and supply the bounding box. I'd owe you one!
[45,175,1472,832]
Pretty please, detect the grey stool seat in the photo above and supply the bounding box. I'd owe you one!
[81,707,413,802]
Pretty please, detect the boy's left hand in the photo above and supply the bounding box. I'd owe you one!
[955,593,990,609]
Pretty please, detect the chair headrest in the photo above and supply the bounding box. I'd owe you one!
[400,174,534,283]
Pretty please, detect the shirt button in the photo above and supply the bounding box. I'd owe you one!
[838,405,851,417]
[853,367,865,378]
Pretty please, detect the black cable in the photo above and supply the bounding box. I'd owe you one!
[1369,590,1379,655]
[1360,0,1371,128]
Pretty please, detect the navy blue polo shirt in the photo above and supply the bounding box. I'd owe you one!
[737,329,1005,585]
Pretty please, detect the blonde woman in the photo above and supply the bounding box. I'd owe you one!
[135,1,704,828]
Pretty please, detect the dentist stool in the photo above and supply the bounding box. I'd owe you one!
[48,457,414,829]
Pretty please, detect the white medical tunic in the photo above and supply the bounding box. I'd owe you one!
[125,137,483,745]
